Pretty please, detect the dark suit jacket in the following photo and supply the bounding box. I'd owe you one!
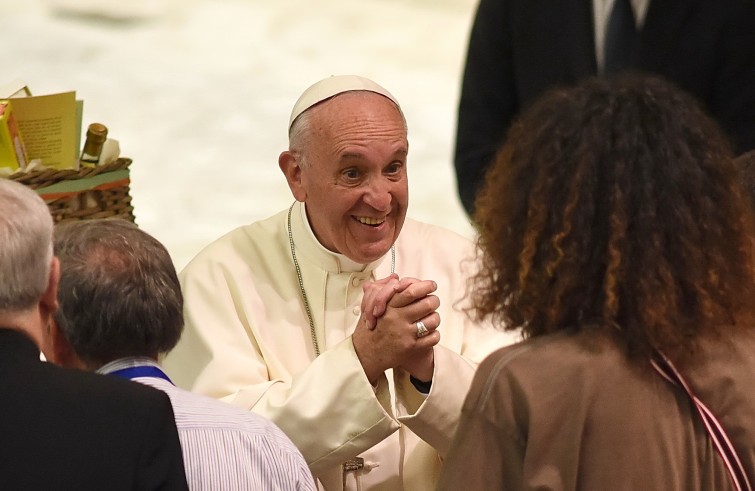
[455,0,755,215]
[0,328,188,490]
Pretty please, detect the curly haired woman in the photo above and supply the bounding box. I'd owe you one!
[438,75,755,491]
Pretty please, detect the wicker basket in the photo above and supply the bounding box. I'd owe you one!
[9,157,135,223]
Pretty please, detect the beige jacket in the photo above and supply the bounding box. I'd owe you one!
[163,202,517,490]
[438,328,755,490]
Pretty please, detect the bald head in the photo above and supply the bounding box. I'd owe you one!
[288,76,406,161]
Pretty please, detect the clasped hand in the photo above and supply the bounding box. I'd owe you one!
[352,274,440,385]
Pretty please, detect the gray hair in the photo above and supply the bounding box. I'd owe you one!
[53,219,183,368]
[288,108,313,166]
[0,179,53,312]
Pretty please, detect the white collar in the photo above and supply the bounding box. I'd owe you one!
[298,201,381,274]
[97,356,159,375]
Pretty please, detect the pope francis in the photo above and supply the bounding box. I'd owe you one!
[163,75,518,490]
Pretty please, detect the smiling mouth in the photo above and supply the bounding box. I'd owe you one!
[354,216,386,226]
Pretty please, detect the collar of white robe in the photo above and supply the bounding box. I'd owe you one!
[286,202,395,357]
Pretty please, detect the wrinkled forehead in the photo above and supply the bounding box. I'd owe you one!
[288,75,401,133]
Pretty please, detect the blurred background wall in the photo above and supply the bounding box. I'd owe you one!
[0,0,478,269]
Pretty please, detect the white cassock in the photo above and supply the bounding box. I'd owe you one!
[163,201,519,491]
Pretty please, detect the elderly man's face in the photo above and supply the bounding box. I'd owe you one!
[294,92,409,263]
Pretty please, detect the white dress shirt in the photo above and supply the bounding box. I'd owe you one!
[99,357,315,491]
[593,0,651,72]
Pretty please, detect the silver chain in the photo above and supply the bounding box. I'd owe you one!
[287,202,395,357]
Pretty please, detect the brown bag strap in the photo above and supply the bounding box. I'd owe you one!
[651,351,752,491]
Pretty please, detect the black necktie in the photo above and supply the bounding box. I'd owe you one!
[604,0,637,75]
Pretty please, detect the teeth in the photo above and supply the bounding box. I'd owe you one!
[356,216,385,225]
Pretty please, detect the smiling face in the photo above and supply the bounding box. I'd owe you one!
[280,91,409,264]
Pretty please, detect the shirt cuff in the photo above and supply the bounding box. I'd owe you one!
[409,375,432,394]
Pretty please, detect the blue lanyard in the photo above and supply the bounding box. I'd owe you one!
[109,365,174,385]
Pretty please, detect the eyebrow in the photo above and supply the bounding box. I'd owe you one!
[339,148,408,160]
[339,151,365,161]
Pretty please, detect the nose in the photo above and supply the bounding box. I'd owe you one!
[363,177,392,212]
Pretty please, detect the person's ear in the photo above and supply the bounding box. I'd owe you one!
[279,150,307,202]
[43,317,85,369]
[41,257,60,317]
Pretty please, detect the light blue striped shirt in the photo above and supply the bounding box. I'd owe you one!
[99,357,315,491]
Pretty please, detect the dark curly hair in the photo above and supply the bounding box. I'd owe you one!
[470,74,755,359]
[736,150,755,209]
